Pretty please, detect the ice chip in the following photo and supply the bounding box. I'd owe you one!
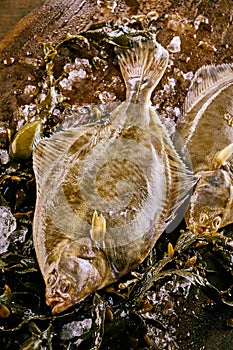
[0,206,17,254]
[167,36,181,53]
[0,149,9,165]
[59,78,72,90]
[68,69,87,82]
[60,319,92,340]
[10,227,28,245]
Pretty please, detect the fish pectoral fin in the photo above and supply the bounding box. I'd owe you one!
[90,210,106,248]
[212,143,233,169]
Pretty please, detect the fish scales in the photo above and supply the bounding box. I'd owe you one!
[175,64,233,234]
[33,35,195,313]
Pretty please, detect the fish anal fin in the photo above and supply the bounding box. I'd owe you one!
[212,143,233,169]
[90,210,106,248]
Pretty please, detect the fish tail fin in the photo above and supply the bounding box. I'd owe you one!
[116,36,169,102]
[183,63,233,115]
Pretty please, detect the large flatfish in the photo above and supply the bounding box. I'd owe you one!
[33,35,195,313]
[175,64,233,234]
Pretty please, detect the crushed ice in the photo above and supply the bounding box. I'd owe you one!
[0,206,17,254]
[0,149,9,165]
[167,36,181,53]
[60,318,92,340]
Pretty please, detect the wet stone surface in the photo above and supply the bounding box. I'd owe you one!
[0,0,44,40]
[0,1,233,349]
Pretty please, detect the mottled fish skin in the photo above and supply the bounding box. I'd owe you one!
[33,35,195,314]
[175,64,233,234]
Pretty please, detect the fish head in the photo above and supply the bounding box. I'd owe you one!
[185,169,232,234]
[45,241,108,314]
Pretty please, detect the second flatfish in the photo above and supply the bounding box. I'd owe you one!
[175,64,233,234]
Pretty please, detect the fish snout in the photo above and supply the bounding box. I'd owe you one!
[45,281,72,313]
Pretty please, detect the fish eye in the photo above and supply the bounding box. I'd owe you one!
[212,216,222,231]
[199,213,209,225]
[59,280,71,294]
[47,274,56,287]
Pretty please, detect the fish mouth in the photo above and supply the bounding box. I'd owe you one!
[46,293,72,314]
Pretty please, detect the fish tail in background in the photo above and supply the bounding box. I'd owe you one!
[116,36,169,103]
[179,63,233,155]
[183,64,233,118]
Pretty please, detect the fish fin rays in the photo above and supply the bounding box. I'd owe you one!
[162,140,199,225]
[90,210,106,248]
[183,63,233,116]
[33,129,81,193]
[149,107,198,227]
[212,143,233,169]
[116,36,169,100]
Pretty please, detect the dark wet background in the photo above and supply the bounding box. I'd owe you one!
[0,0,44,40]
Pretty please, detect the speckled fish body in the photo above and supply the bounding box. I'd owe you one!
[175,64,233,233]
[33,36,195,313]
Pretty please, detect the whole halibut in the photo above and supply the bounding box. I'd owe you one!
[33,35,195,314]
[175,64,233,234]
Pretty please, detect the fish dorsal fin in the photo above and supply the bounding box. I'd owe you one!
[33,128,87,194]
[183,63,233,116]
[116,36,169,102]
[60,102,120,129]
